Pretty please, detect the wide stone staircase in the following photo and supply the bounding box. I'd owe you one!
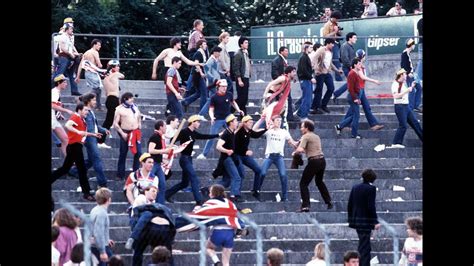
[52,80,422,265]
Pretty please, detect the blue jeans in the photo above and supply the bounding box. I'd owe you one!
[406,76,422,110]
[338,95,361,137]
[259,154,288,200]
[54,56,79,94]
[219,157,243,197]
[52,131,61,145]
[359,89,379,127]
[165,155,203,204]
[69,136,108,186]
[202,119,226,156]
[184,73,194,98]
[152,163,166,204]
[223,75,234,98]
[117,134,142,179]
[393,104,423,145]
[332,44,343,81]
[333,66,351,98]
[312,73,335,110]
[198,87,217,117]
[166,93,184,120]
[182,76,207,110]
[236,155,262,192]
[296,79,313,118]
[91,245,113,266]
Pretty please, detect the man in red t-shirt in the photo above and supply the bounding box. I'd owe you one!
[51,103,102,201]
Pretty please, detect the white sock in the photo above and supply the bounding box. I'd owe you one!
[211,255,220,263]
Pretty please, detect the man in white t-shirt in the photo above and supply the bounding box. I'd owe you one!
[256,116,298,201]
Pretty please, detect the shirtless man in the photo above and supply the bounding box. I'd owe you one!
[151,37,202,81]
[102,60,124,130]
[76,39,106,109]
[113,92,142,180]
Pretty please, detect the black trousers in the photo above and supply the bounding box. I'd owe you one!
[299,157,331,208]
[286,92,295,119]
[102,95,119,129]
[51,143,91,195]
[356,229,372,266]
[235,77,250,114]
[132,223,176,266]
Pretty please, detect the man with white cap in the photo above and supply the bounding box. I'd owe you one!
[234,114,267,201]
[54,22,81,95]
[165,114,220,206]
[197,79,244,160]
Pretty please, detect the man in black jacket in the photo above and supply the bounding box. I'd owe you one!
[296,42,316,120]
[347,169,381,266]
[271,46,296,122]
[232,37,251,114]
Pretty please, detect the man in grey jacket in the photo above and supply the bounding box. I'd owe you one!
[333,32,357,101]
[232,37,251,114]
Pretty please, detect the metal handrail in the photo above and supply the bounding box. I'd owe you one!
[378,218,399,265]
[238,213,263,266]
[308,218,331,266]
[179,212,207,266]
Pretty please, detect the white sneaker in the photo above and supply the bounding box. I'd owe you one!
[88,176,97,181]
[97,143,112,149]
[196,154,207,160]
[125,238,134,250]
[390,144,405,149]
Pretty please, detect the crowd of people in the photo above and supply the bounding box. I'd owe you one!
[51,4,423,264]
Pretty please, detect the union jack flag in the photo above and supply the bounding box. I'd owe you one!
[175,197,246,233]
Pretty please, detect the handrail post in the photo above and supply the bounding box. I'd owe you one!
[59,200,93,266]
[116,36,120,60]
[378,218,399,265]
[308,218,330,266]
[237,213,263,266]
[180,212,207,266]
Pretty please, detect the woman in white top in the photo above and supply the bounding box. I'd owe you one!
[391,69,423,148]
[399,217,423,266]
[306,242,327,266]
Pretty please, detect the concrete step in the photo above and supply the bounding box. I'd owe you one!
[62,108,422,122]
[62,102,401,115]
[88,211,421,227]
[53,178,422,191]
[52,157,422,170]
[52,189,422,203]
[51,145,422,159]
[61,94,400,106]
[96,223,408,242]
[110,238,405,254]
[60,200,422,214]
[71,80,396,99]
[117,250,400,265]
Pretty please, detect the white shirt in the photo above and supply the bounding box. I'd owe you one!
[264,128,291,157]
[165,125,177,146]
[306,258,327,266]
[386,7,407,16]
[391,81,410,104]
[399,237,422,266]
[323,50,332,70]
[227,36,241,53]
[52,245,60,264]
[59,33,74,54]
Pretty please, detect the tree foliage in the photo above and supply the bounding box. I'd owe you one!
[51,0,420,79]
